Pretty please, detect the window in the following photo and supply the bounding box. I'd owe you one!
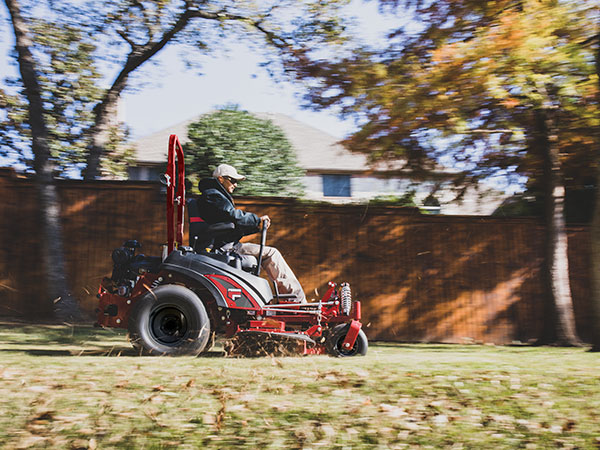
[422,194,441,214]
[322,174,351,197]
[128,166,163,182]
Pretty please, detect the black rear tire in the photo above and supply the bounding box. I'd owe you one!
[128,284,211,356]
[326,323,368,357]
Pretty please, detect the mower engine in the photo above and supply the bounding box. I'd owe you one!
[110,240,161,290]
[97,240,162,327]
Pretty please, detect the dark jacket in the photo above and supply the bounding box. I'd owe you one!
[189,178,261,249]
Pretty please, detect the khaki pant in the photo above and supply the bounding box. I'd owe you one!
[237,243,306,302]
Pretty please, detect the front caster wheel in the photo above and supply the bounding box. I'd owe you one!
[326,323,368,357]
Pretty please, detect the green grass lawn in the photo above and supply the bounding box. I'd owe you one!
[0,323,598,449]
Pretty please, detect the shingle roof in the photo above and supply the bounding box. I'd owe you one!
[131,112,371,172]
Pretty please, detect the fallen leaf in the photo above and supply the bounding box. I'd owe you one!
[379,403,407,418]
[432,414,449,426]
[14,435,47,449]
[549,424,562,434]
[29,411,54,423]
[563,419,576,432]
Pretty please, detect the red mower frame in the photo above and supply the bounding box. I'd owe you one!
[96,135,367,356]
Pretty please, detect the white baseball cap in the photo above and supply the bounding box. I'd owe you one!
[212,164,246,181]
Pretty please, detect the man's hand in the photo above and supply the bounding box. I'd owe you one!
[260,215,271,230]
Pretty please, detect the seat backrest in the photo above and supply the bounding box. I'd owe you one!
[188,198,237,251]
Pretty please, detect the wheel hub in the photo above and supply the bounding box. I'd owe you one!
[150,306,188,345]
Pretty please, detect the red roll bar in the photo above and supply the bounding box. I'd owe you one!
[166,135,186,253]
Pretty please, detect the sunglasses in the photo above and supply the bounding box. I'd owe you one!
[224,176,238,184]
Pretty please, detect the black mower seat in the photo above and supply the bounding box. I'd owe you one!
[189,221,237,252]
[187,201,259,273]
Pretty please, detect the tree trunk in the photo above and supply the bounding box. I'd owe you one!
[589,34,600,352]
[5,0,81,321]
[83,88,123,180]
[591,162,600,351]
[537,108,581,346]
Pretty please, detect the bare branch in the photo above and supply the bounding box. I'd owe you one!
[470,129,515,134]
[117,29,138,49]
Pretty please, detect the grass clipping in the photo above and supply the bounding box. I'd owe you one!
[224,332,306,357]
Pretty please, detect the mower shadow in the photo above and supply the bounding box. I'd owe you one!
[0,347,228,357]
[0,323,237,357]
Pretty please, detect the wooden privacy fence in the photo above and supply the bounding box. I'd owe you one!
[0,171,593,344]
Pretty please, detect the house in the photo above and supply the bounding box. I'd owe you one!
[129,112,506,214]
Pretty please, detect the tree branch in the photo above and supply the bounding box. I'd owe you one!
[579,32,600,48]
[117,29,137,49]
[470,128,515,133]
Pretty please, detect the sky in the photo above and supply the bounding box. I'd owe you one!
[119,1,397,141]
[119,41,356,140]
[0,1,398,142]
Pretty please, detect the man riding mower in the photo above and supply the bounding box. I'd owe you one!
[96,135,368,357]
[191,162,305,303]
